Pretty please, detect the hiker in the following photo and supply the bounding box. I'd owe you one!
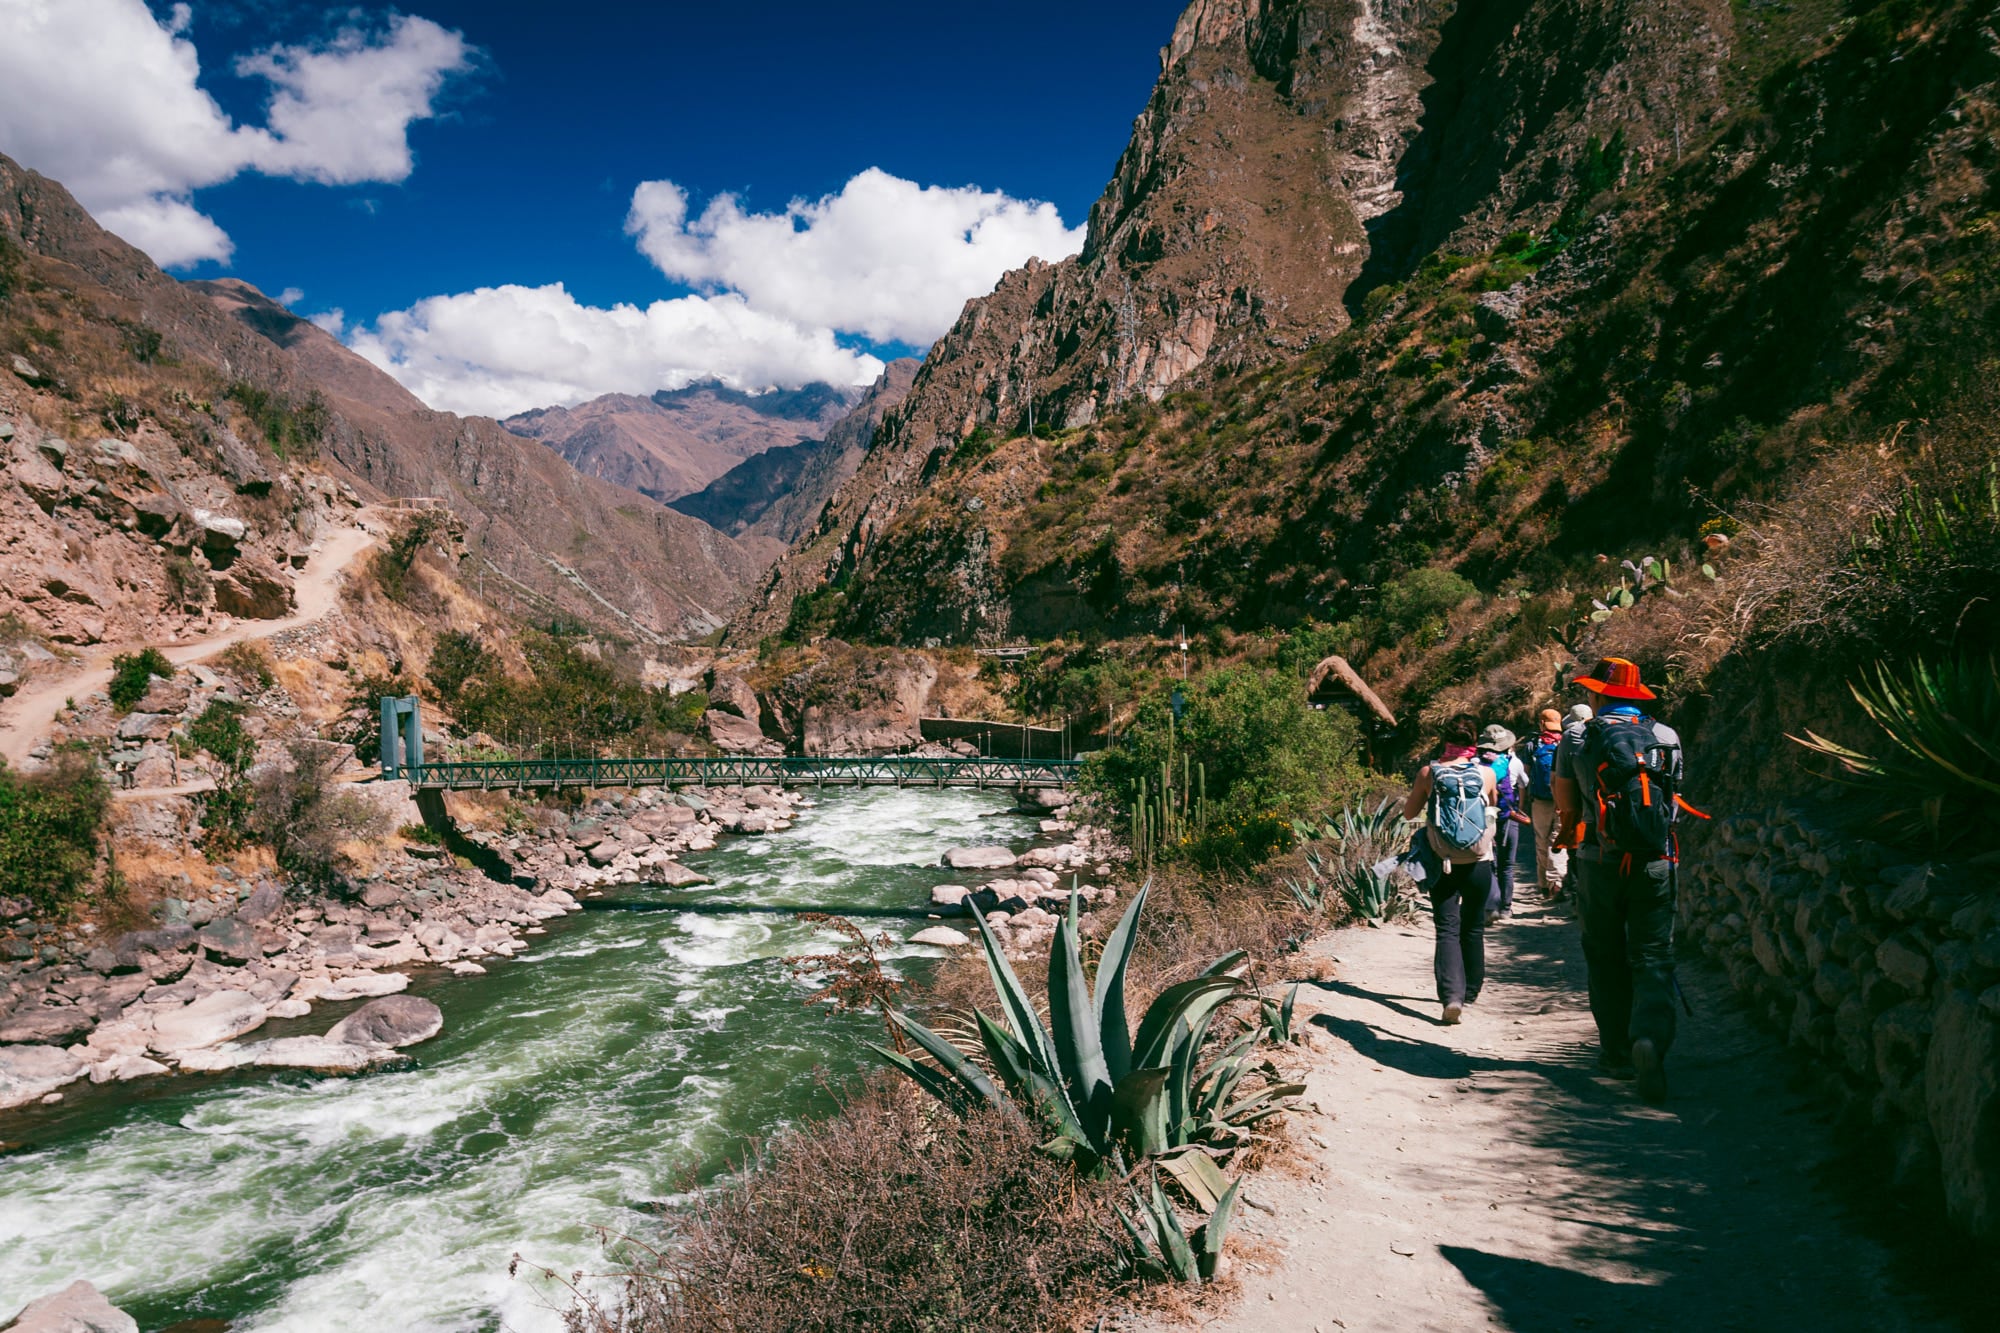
[1478,724,1528,923]
[1402,718,1498,1025]
[1526,708,1567,902]
[1553,658,1694,1102]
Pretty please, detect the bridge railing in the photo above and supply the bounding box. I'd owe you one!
[399,755,1084,791]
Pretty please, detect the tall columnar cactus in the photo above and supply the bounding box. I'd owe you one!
[1130,712,1210,868]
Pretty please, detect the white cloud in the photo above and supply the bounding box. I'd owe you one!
[626,167,1085,345]
[0,0,472,267]
[278,286,305,306]
[348,283,885,420]
[309,309,344,336]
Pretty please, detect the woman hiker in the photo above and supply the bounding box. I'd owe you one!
[1525,708,1568,903]
[1478,723,1530,923]
[1402,718,1499,1025]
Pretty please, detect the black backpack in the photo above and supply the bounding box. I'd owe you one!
[1582,714,1684,857]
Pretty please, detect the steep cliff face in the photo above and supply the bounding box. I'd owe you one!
[0,157,759,644]
[738,0,1734,641]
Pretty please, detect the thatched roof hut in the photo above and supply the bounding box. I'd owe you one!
[1307,655,1397,730]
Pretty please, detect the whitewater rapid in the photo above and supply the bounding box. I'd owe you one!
[0,788,1031,1332]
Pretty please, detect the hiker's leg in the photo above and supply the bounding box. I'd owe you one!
[1576,858,1634,1052]
[1494,821,1519,913]
[1627,857,1679,1056]
[1532,802,1567,897]
[1430,871,1467,1007]
[1462,859,1493,1001]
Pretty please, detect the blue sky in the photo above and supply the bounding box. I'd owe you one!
[0,0,1188,413]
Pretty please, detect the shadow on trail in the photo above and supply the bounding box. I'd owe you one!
[1317,906,1979,1331]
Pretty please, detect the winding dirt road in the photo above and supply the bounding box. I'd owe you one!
[0,521,376,771]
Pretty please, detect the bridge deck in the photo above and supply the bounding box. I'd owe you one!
[398,755,1082,791]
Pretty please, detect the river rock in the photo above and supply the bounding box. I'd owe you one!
[89,1053,170,1083]
[149,990,268,1053]
[0,1006,95,1045]
[930,885,972,908]
[317,972,409,1002]
[268,998,312,1019]
[246,1036,396,1073]
[707,672,762,721]
[911,926,972,948]
[361,882,406,910]
[326,995,443,1048]
[942,845,1017,870]
[0,1045,88,1110]
[198,917,262,964]
[3,1279,139,1333]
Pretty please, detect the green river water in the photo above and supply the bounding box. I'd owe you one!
[0,788,1036,1332]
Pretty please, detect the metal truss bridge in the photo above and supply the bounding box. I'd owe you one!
[397,754,1082,792]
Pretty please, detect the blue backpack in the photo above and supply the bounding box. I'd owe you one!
[1428,762,1488,853]
[1529,738,1559,801]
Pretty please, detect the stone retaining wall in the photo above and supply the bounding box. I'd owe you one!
[1683,808,2000,1240]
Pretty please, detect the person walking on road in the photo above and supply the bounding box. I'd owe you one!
[1526,708,1567,902]
[1553,658,1698,1102]
[1478,724,1528,923]
[1403,718,1498,1026]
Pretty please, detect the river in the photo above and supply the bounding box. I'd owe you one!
[0,788,1034,1332]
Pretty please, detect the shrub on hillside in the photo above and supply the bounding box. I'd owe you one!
[0,748,109,913]
[452,632,704,756]
[562,1083,1123,1333]
[1089,665,1366,852]
[1378,568,1477,646]
[215,641,275,692]
[107,647,173,711]
[246,738,389,890]
[426,629,496,704]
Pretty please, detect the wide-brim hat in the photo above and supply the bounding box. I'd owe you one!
[1575,656,1656,701]
[1477,724,1517,753]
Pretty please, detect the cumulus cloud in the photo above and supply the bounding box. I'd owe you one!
[0,0,472,267]
[348,283,885,420]
[626,168,1086,345]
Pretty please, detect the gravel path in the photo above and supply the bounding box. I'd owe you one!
[1168,880,1958,1332]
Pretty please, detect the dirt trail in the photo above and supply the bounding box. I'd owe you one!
[1170,880,1957,1333]
[0,520,377,770]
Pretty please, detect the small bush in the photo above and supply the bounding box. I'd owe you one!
[0,748,109,914]
[246,738,388,889]
[563,1083,1123,1333]
[188,700,257,851]
[1378,567,1478,645]
[215,641,275,692]
[426,629,496,704]
[108,648,173,711]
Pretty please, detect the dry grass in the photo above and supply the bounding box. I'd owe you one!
[562,1081,1127,1333]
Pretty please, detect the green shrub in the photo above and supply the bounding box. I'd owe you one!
[107,648,173,711]
[0,748,108,914]
[215,641,275,691]
[452,632,705,756]
[426,629,495,704]
[1378,567,1478,644]
[188,700,256,851]
[1089,666,1365,852]
[223,381,328,458]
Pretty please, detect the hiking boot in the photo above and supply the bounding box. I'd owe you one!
[1441,1002,1463,1025]
[1631,1038,1668,1103]
[1597,1049,1635,1079]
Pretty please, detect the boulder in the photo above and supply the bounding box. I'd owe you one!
[911,926,972,948]
[245,1036,396,1074]
[0,1044,88,1110]
[197,917,262,964]
[10,437,65,512]
[942,845,1017,870]
[89,1053,170,1083]
[325,995,443,1048]
[930,885,972,908]
[0,1006,95,1045]
[149,990,268,1053]
[317,972,409,1002]
[360,882,406,910]
[1925,990,2000,1239]
[238,883,285,921]
[191,508,247,551]
[648,860,710,887]
[3,1280,139,1333]
[212,552,296,619]
[115,711,174,742]
[707,672,762,721]
[704,708,776,755]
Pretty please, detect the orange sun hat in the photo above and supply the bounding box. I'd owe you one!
[1574,656,1656,701]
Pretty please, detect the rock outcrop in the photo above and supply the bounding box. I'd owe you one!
[2,1279,139,1333]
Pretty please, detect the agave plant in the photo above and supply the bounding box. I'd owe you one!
[1791,655,2000,849]
[1259,983,1303,1044]
[1115,1171,1241,1283]
[872,882,1299,1173]
[1340,863,1400,923]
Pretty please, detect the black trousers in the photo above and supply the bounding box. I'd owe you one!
[1489,819,1521,913]
[1430,859,1494,1007]
[1577,855,1678,1056]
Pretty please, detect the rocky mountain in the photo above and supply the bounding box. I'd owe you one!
[737,0,1993,644]
[669,359,919,552]
[0,159,761,646]
[505,378,864,504]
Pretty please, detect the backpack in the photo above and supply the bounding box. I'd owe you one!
[1485,753,1520,819]
[1528,738,1558,802]
[1582,714,1683,857]
[1427,761,1490,860]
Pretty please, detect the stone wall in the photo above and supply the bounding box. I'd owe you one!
[1684,809,2000,1240]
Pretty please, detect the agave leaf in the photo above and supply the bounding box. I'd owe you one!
[1113,1202,1164,1279]
[887,1012,1009,1116]
[1196,1177,1243,1282]
[1049,910,1114,1144]
[1280,982,1298,1038]
[1110,1065,1172,1158]
[969,900,1057,1074]
[1158,1146,1233,1211]
[1218,1081,1308,1123]
[869,1043,978,1116]
[1168,1006,1227,1139]
[1093,879,1151,1083]
[1151,1176,1198,1280]
[1131,976,1243,1070]
[976,1009,1040,1104]
[1201,950,1251,979]
[1193,1029,1261,1120]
